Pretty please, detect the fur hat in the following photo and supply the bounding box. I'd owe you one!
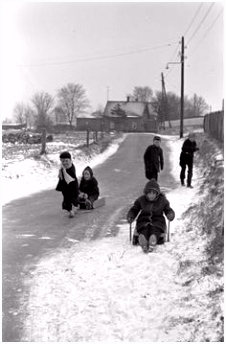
[60,151,71,159]
[153,136,161,142]
[144,178,160,196]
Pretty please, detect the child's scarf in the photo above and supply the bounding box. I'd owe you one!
[59,166,75,184]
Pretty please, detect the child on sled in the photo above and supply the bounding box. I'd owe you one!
[56,151,79,218]
[78,166,100,210]
[127,178,175,253]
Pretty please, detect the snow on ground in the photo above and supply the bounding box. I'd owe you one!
[1,135,126,206]
[20,132,223,342]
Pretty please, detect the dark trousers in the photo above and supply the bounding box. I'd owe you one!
[139,224,163,242]
[180,162,193,186]
[62,190,78,211]
[145,169,158,181]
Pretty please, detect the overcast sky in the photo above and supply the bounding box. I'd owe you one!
[0,1,224,120]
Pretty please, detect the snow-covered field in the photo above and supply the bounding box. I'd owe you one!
[1,134,126,205]
[2,131,224,342]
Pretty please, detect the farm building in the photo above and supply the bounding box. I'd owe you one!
[53,97,159,133]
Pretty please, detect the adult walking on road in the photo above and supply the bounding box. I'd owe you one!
[179,132,199,188]
[143,136,164,181]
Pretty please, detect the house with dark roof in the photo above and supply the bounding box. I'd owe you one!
[52,97,159,133]
[102,97,158,132]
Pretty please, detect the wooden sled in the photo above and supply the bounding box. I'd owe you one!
[93,197,106,209]
[78,197,106,211]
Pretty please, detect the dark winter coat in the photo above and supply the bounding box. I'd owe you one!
[127,179,175,233]
[79,166,99,201]
[144,144,164,172]
[56,164,79,209]
[179,138,199,166]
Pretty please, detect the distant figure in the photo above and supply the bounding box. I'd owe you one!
[143,136,164,181]
[179,133,199,188]
[56,151,79,218]
[78,166,100,209]
[127,178,175,253]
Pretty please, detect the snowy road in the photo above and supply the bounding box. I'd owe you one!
[2,133,177,341]
[4,132,222,342]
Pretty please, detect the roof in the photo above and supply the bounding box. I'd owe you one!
[104,101,157,118]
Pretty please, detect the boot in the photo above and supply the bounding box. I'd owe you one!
[69,210,75,218]
[139,234,149,253]
[149,234,157,252]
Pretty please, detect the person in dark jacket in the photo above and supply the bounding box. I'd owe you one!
[143,136,164,181]
[78,166,99,209]
[56,151,79,218]
[180,133,199,188]
[127,179,175,253]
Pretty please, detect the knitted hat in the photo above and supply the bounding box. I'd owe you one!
[153,136,161,142]
[144,178,160,195]
[60,151,71,159]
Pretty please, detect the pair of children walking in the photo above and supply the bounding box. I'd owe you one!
[56,151,99,218]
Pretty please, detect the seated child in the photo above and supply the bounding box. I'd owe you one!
[56,151,79,218]
[78,166,99,209]
[127,178,175,253]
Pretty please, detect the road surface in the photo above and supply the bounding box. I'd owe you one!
[2,133,178,342]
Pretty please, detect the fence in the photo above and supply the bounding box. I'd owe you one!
[204,111,224,142]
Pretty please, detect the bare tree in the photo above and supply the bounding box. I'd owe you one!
[192,94,209,117]
[132,86,153,102]
[57,83,90,128]
[14,102,35,129]
[24,105,35,129]
[13,102,26,125]
[31,92,54,154]
[31,92,54,130]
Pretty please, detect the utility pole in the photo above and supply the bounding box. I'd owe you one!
[161,72,171,129]
[180,36,185,138]
[107,86,110,101]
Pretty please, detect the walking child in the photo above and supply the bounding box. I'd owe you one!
[127,178,175,253]
[56,151,79,218]
[78,166,100,209]
[179,132,199,188]
[143,136,164,181]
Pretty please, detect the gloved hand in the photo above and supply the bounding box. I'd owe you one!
[167,212,174,221]
[127,217,134,224]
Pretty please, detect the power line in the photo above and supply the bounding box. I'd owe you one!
[183,2,204,37]
[191,7,223,51]
[17,41,178,68]
[187,2,215,44]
